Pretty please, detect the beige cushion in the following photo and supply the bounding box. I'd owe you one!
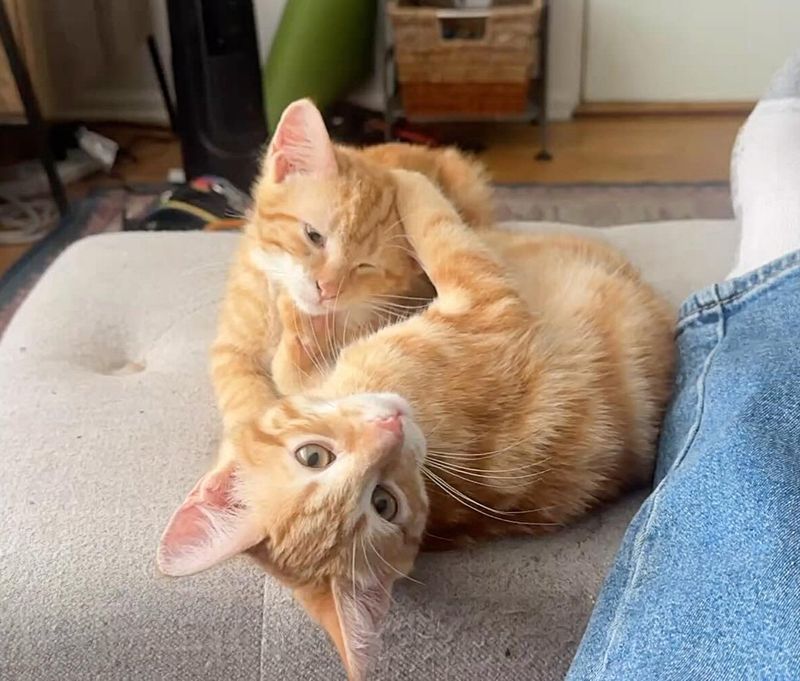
[0,220,739,680]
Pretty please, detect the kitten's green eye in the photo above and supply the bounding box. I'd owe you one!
[371,485,398,521]
[295,444,335,469]
[356,262,376,271]
[303,222,325,247]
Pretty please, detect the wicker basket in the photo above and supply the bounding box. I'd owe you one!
[389,0,543,116]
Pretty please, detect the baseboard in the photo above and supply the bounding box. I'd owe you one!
[576,101,755,117]
[547,94,578,121]
[54,86,170,125]
[57,83,576,127]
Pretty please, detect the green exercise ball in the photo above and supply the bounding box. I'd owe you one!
[264,0,377,133]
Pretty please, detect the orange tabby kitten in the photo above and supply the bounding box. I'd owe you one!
[212,99,492,431]
[160,172,675,679]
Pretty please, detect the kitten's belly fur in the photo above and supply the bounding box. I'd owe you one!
[330,229,676,546]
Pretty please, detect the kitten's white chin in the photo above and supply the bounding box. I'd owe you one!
[249,248,324,313]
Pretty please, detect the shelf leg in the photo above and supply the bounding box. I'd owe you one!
[535,0,553,162]
[0,0,68,214]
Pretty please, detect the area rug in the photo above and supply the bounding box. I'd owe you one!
[0,182,733,337]
[0,188,162,336]
[493,181,733,226]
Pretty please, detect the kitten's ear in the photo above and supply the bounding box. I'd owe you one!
[157,463,263,577]
[294,576,395,680]
[265,98,337,183]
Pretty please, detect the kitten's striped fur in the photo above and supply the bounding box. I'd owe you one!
[160,169,674,680]
[211,130,492,431]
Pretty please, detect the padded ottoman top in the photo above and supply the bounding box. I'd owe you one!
[0,220,739,680]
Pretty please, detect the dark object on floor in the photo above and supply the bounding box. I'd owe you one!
[326,102,387,146]
[125,176,250,232]
[326,101,486,153]
[166,0,267,191]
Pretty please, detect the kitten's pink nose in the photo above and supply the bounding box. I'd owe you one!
[316,280,338,301]
[374,412,403,437]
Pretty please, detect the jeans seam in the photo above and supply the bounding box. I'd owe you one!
[678,250,800,333]
[592,293,726,679]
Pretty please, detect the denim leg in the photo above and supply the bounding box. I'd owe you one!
[567,252,800,681]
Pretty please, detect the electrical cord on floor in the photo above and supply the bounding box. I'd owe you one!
[0,190,58,244]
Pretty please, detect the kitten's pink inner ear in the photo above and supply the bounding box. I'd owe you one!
[157,463,263,577]
[266,98,337,183]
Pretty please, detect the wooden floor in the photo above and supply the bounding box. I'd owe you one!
[480,114,744,183]
[0,113,746,278]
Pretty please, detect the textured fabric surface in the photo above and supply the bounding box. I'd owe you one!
[493,183,732,227]
[1,222,739,680]
[0,189,160,337]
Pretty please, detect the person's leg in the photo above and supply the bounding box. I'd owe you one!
[567,53,800,680]
[729,50,800,278]
[567,257,800,680]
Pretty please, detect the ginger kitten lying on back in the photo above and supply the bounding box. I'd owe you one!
[160,172,675,679]
[212,99,492,430]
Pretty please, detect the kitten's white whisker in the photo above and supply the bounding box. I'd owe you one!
[361,538,396,604]
[365,304,403,324]
[367,537,424,585]
[425,455,550,475]
[364,305,398,328]
[292,306,326,377]
[339,309,352,352]
[427,434,538,461]
[422,468,558,526]
[382,243,420,260]
[328,276,347,358]
[351,539,357,603]
[372,293,431,302]
[370,300,424,313]
[423,530,455,543]
[425,460,550,491]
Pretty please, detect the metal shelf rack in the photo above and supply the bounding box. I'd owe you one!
[381,0,552,160]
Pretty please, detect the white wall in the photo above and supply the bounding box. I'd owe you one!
[253,0,288,66]
[584,0,800,102]
[57,0,170,124]
[547,0,583,120]
[60,0,583,124]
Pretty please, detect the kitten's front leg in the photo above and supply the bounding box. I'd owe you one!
[272,294,333,392]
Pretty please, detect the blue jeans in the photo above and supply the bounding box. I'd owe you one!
[567,252,800,680]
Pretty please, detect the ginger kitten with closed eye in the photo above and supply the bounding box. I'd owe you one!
[212,98,492,431]
[160,171,675,680]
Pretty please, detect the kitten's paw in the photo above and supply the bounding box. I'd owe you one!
[391,168,458,221]
[272,330,327,393]
[276,292,305,335]
[276,292,335,357]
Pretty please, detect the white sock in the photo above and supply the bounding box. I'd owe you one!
[728,98,800,279]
